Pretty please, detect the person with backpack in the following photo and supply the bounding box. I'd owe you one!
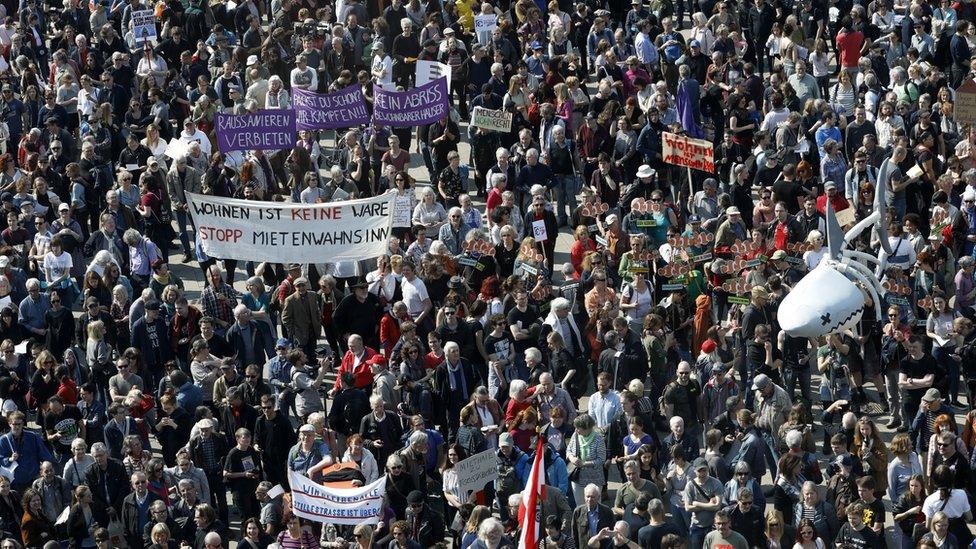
[494,432,530,523]
[328,372,370,439]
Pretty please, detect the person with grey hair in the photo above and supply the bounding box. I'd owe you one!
[438,207,470,255]
[515,147,554,212]
[476,516,505,548]
[548,123,580,228]
[225,301,269,368]
[202,531,222,548]
[396,429,431,489]
[18,278,50,337]
[433,340,475,439]
[119,470,163,548]
[541,296,588,374]
[572,483,614,549]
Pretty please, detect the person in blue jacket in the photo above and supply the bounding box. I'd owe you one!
[545,442,570,497]
[0,411,53,491]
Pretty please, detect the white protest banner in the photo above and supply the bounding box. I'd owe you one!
[471,107,513,133]
[132,10,157,44]
[416,60,452,92]
[455,449,498,496]
[474,14,497,32]
[532,219,548,242]
[186,192,394,263]
[288,470,387,525]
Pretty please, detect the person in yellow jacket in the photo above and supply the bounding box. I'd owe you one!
[456,0,475,33]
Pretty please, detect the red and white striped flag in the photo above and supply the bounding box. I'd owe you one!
[518,436,546,548]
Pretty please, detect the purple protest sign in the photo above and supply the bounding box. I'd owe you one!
[293,85,370,130]
[372,77,450,128]
[215,110,297,153]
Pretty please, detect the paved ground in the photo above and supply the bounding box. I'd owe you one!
[80,58,974,546]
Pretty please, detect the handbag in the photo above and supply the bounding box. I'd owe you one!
[567,433,581,482]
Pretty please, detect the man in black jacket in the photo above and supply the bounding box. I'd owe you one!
[85,442,131,516]
[253,394,296,487]
[725,487,767,547]
[121,471,163,549]
[404,489,445,547]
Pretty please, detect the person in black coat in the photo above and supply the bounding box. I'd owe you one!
[142,498,180,547]
[0,477,20,538]
[188,504,228,549]
[217,387,258,447]
[130,302,172,388]
[66,485,109,547]
[253,394,296,488]
[155,394,193,467]
[85,442,132,516]
[433,342,476,441]
[523,194,559,272]
[43,294,75,357]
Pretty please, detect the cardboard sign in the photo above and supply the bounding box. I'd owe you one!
[132,10,157,44]
[470,107,513,133]
[956,79,976,126]
[662,132,715,173]
[455,449,498,496]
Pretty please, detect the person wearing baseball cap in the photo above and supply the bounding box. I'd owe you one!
[685,456,725,549]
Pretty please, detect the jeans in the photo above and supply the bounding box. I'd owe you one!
[885,367,903,422]
[669,501,690,534]
[689,524,709,549]
[553,175,578,225]
[783,364,813,403]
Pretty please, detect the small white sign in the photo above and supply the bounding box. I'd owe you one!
[132,9,158,45]
[532,219,548,242]
[474,14,497,32]
[415,60,452,92]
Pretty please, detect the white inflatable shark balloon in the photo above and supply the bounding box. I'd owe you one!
[777,175,894,339]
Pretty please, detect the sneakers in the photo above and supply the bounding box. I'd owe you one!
[885,417,901,429]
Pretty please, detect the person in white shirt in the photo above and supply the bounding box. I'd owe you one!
[370,42,394,89]
[400,260,432,330]
[136,44,168,88]
[178,119,211,157]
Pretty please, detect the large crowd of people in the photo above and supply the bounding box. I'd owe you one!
[0,0,972,546]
